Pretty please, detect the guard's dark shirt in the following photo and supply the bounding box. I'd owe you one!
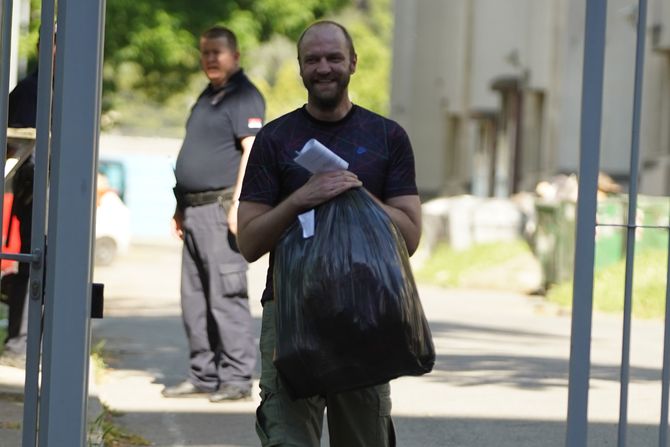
[175,69,265,193]
[8,70,38,128]
[240,104,418,302]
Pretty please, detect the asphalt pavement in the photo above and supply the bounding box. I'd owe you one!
[1,242,668,446]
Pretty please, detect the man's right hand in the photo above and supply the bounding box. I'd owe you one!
[237,170,361,263]
[290,170,362,211]
[172,208,184,240]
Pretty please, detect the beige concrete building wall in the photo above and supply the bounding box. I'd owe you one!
[640,0,670,194]
[391,0,468,195]
[552,0,583,175]
[391,0,670,197]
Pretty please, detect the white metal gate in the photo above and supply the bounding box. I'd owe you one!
[566,0,670,446]
[0,0,105,445]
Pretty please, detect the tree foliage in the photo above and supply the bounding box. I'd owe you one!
[21,0,393,135]
[103,0,350,104]
[253,2,393,122]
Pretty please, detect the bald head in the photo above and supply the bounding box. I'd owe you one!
[297,21,356,62]
[296,20,357,120]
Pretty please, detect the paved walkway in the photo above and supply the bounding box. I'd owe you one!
[1,243,668,446]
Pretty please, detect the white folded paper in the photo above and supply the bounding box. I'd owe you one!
[294,139,349,238]
[294,138,349,174]
[297,211,315,239]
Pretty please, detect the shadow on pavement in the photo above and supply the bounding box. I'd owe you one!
[0,382,26,447]
[105,409,661,447]
[427,319,660,389]
[92,314,662,392]
[91,313,264,387]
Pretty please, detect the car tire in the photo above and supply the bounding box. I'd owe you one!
[95,236,117,266]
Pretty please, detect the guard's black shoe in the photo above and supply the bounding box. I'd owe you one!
[161,381,210,398]
[209,384,252,403]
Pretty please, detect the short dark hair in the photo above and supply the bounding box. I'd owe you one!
[201,26,238,52]
[297,20,356,60]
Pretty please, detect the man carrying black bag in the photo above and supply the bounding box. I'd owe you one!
[237,21,423,446]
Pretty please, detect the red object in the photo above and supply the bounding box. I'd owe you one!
[2,193,21,275]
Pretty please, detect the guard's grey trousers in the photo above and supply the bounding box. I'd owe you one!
[181,201,255,391]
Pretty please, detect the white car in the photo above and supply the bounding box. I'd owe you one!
[95,159,130,265]
[3,132,130,270]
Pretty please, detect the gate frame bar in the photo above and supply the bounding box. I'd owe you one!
[565,0,607,445]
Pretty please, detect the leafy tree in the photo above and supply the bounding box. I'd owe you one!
[254,0,393,122]
[17,0,42,75]
[18,0,393,134]
[246,35,304,121]
[102,0,349,105]
[340,4,392,114]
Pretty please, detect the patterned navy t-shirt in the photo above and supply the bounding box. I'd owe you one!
[240,104,418,302]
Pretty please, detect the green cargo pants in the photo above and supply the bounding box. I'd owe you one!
[255,300,396,447]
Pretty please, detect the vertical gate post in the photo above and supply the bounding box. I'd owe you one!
[37,0,106,444]
[565,0,607,446]
[661,224,670,447]
[618,1,648,446]
[21,1,56,444]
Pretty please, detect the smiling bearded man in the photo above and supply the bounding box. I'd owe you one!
[237,20,422,446]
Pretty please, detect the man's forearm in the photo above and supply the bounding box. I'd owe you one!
[237,196,305,262]
[379,203,422,255]
[366,192,422,256]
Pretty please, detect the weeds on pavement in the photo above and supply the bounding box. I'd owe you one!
[90,403,150,447]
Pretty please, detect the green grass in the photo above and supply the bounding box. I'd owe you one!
[414,239,533,288]
[546,249,668,319]
[416,240,668,319]
[87,343,151,446]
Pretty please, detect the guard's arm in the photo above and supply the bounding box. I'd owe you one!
[233,136,255,203]
[227,136,255,234]
[172,206,184,240]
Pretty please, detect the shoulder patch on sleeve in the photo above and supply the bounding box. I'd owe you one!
[248,117,263,129]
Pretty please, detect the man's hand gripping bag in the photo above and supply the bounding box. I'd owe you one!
[273,188,435,398]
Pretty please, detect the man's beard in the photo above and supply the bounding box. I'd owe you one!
[304,75,350,110]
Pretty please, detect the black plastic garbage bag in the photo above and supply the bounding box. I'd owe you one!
[273,187,435,399]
